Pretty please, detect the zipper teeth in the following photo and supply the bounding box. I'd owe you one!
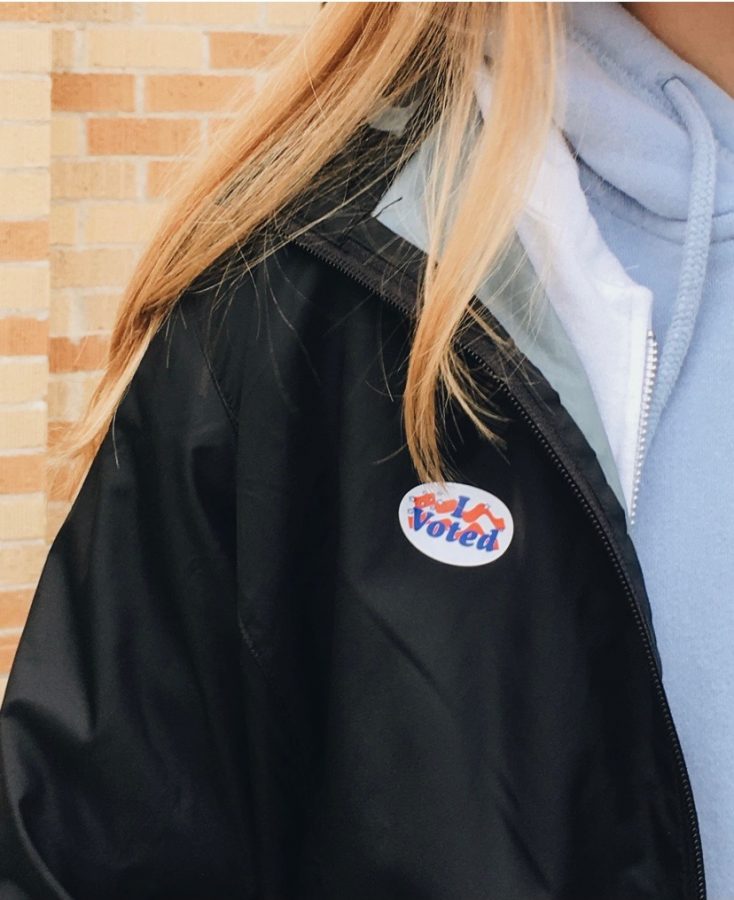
[629,330,659,528]
[289,232,706,898]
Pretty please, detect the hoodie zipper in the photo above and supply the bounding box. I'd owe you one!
[629,329,659,528]
[288,231,706,899]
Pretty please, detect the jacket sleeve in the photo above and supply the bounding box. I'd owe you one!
[0,293,262,898]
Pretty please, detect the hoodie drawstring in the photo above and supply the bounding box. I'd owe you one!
[645,76,716,448]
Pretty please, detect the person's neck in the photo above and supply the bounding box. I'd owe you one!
[623,2,734,98]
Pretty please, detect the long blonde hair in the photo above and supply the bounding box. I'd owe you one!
[53,2,560,500]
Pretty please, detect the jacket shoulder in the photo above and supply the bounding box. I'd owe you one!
[183,227,413,434]
[181,118,429,430]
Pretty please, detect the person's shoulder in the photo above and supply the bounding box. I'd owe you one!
[176,222,401,435]
[174,118,428,430]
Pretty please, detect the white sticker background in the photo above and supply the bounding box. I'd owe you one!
[398,481,514,567]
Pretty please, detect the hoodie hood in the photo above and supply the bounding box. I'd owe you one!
[561,1,734,235]
[477,1,730,505]
[560,1,731,452]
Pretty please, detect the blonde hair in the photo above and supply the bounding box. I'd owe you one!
[53,1,560,500]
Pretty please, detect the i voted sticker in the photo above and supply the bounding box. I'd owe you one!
[398,481,514,567]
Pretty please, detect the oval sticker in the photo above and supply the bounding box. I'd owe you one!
[398,481,514,567]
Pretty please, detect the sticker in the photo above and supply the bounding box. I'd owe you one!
[398,481,514,567]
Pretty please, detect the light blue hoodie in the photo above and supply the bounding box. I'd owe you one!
[562,5,734,895]
[372,3,734,894]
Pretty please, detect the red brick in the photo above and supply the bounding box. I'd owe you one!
[0,591,33,631]
[209,32,290,69]
[0,3,53,21]
[145,74,253,112]
[87,118,200,156]
[0,455,45,493]
[0,221,49,261]
[52,73,135,112]
[49,335,109,373]
[0,317,48,355]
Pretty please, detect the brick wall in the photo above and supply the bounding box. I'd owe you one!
[0,2,320,697]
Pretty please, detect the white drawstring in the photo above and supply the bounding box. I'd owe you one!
[644,76,717,449]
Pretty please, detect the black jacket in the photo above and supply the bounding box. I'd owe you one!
[0,120,705,899]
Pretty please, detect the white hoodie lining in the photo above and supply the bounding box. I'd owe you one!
[473,68,654,515]
[367,86,654,519]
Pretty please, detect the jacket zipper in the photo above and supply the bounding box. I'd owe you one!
[290,232,706,899]
[629,329,659,528]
